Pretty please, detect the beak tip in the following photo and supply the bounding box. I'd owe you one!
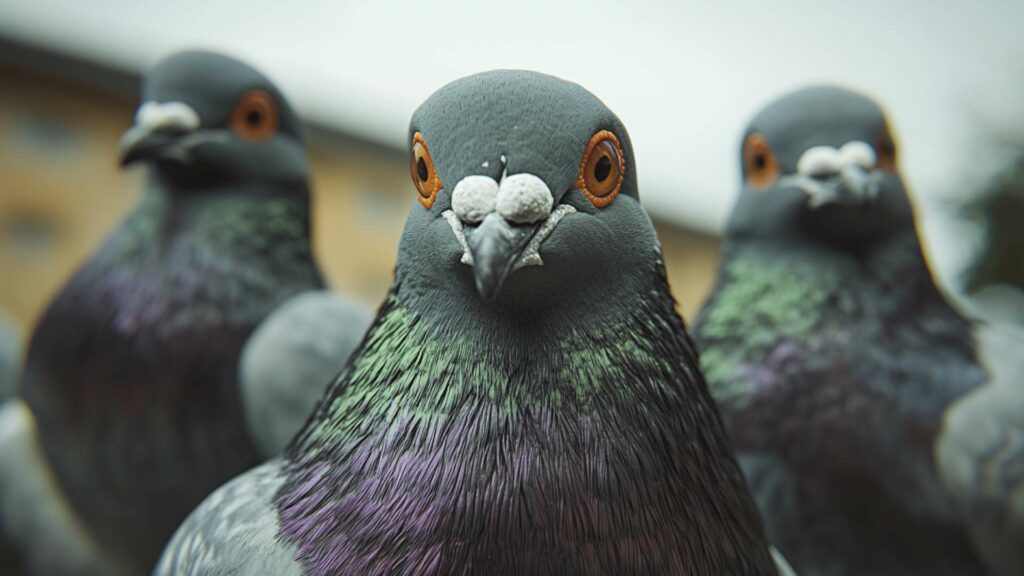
[473,273,503,302]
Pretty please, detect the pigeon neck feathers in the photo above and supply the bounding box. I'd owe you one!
[275,255,775,576]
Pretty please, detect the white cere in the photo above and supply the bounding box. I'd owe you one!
[495,173,554,224]
[839,141,877,169]
[451,175,499,223]
[798,141,878,178]
[796,146,842,178]
[135,101,201,132]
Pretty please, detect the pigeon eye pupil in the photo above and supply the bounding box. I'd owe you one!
[576,131,624,208]
[231,90,279,142]
[876,128,897,171]
[410,133,442,209]
[743,133,779,189]
[594,155,612,182]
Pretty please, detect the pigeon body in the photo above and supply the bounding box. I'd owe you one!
[12,51,368,574]
[158,70,779,576]
[938,153,1024,576]
[694,86,988,575]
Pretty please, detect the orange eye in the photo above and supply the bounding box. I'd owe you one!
[743,132,780,189]
[231,90,279,142]
[876,124,897,172]
[576,130,625,208]
[410,132,442,209]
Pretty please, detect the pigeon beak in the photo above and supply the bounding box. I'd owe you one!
[119,101,202,167]
[835,165,878,207]
[791,165,881,209]
[119,126,187,167]
[464,213,539,301]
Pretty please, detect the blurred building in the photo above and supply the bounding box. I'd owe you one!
[0,38,720,338]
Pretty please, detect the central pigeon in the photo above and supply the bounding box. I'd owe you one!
[4,50,371,575]
[156,70,782,576]
[694,86,988,576]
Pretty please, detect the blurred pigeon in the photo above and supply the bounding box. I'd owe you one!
[938,152,1024,576]
[694,86,988,575]
[156,70,782,576]
[7,50,370,574]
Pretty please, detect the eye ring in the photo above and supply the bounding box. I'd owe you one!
[230,90,279,142]
[743,132,780,189]
[410,132,442,209]
[876,124,898,172]
[576,130,625,208]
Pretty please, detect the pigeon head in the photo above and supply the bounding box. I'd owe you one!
[727,86,914,253]
[120,50,306,190]
[399,70,654,311]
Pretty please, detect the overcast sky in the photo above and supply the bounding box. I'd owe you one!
[1,0,1022,279]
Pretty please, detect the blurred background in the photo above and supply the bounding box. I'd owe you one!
[0,0,1021,336]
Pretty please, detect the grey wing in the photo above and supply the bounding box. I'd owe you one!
[240,291,372,457]
[154,460,303,576]
[0,400,116,576]
[937,322,1024,576]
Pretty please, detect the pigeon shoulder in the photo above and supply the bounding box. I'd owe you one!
[155,459,303,576]
[240,290,373,457]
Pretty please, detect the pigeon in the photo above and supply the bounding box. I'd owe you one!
[156,69,783,576]
[937,152,1024,576]
[6,50,371,575]
[693,85,989,576]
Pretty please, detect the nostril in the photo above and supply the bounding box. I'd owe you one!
[496,173,553,224]
[797,146,842,178]
[451,175,499,223]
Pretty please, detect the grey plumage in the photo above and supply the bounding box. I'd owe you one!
[240,291,372,456]
[153,461,302,576]
[695,86,987,576]
[938,322,1024,576]
[937,151,1024,576]
[158,69,778,576]
[5,50,370,575]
